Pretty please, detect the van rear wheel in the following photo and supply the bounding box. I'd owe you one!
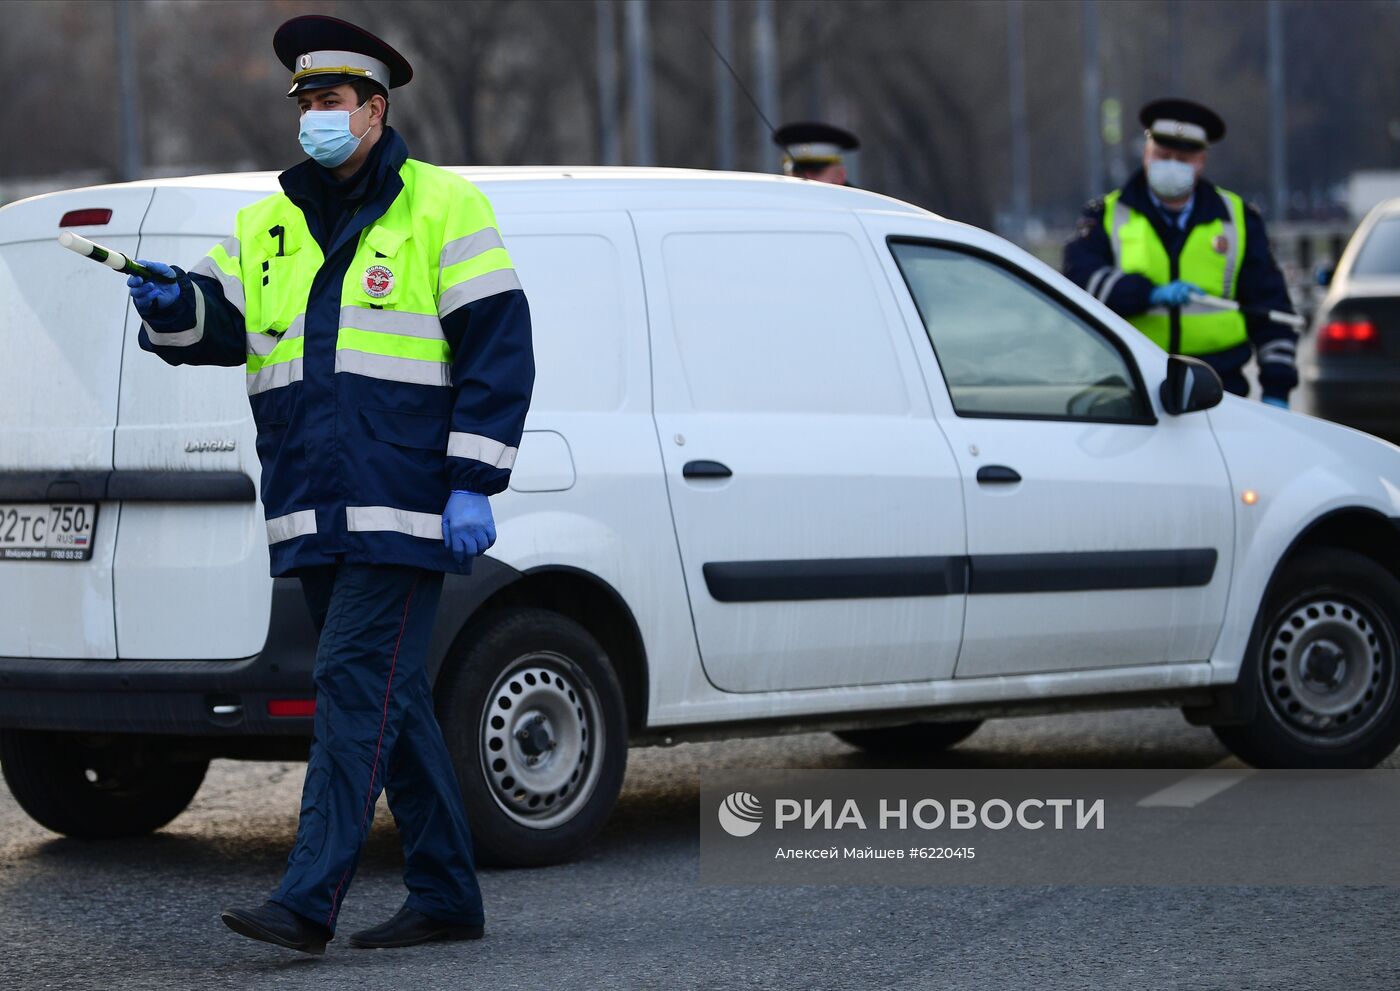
[834,720,983,756]
[1213,549,1400,768]
[0,731,208,838]
[436,608,628,868]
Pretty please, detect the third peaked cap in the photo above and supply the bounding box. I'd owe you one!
[274,14,413,97]
[1139,98,1225,150]
[773,121,860,161]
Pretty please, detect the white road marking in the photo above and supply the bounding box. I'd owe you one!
[1137,759,1255,808]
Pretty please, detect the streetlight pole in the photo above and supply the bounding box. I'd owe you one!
[713,0,735,171]
[596,0,621,165]
[753,0,780,171]
[115,0,143,181]
[625,0,655,166]
[1007,0,1030,242]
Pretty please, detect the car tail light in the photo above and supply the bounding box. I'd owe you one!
[1318,318,1379,354]
[267,698,316,717]
[59,208,112,227]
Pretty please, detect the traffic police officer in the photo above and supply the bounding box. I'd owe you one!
[1063,98,1297,406]
[773,121,859,186]
[125,15,533,953]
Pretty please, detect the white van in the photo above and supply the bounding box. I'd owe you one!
[2,169,1399,866]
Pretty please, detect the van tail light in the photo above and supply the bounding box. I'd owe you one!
[1318,319,1379,354]
[267,699,316,718]
[59,208,112,227]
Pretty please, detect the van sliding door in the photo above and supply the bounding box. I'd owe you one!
[634,209,966,693]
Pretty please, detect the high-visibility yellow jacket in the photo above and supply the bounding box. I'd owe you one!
[138,129,534,576]
[1102,184,1248,355]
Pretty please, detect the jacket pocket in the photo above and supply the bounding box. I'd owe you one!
[253,419,289,464]
[360,406,449,452]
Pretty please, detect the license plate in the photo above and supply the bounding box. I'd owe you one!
[0,503,98,561]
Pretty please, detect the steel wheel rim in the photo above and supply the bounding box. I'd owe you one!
[478,650,605,829]
[1263,593,1396,745]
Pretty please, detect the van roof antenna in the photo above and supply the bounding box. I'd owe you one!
[700,28,788,164]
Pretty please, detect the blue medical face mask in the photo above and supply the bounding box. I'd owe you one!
[298,100,371,168]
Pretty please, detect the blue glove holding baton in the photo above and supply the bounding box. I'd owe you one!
[1148,280,1203,308]
[126,260,182,318]
[442,490,496,563]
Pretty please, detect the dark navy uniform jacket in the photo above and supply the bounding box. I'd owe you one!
[1063,169,1297,399]
[138,129,534,576]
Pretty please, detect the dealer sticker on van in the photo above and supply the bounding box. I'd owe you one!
[0,504,98,561]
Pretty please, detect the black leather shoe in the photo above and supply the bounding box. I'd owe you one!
[221,900,331,955]
[349,905,484,949]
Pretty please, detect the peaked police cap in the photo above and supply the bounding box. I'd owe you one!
[274,14,413,97]
[773,121,860,175]
[1139,98,1226,151]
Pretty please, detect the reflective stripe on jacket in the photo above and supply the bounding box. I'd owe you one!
[1103,185,1248,355]
[138,129,535,576]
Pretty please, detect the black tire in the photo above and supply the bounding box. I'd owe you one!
[436,608,628,868]
[0,731,208,838]
[1213,549,1400,768]
[834,720,983,756]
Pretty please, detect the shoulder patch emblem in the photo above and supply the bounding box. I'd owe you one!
[362,264,394,298]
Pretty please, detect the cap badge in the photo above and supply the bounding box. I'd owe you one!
[362,264,394,298]
[1212,235,1229,254]
[298,53,313,70]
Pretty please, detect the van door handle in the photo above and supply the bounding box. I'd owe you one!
[683,460,733,479]
[976,465,1021,484]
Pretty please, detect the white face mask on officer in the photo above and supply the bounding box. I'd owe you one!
[299,101,372,168]
[1146,158,1197,201]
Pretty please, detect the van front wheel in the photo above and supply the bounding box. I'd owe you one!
[436,608,628,868]
[1214,549,1400,768]
[0,731,208,838]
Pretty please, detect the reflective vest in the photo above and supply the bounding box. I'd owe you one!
[1103,185,1248,355]
[181,151,528,576]
[196,160,514,397]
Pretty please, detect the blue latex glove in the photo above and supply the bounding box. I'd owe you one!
[1148,280,1203,308]
[126,260,181,318]
[1262,395,1289,410]
[442,490,496,562]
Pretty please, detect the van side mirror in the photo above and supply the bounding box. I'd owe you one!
[1159,355,1224,416]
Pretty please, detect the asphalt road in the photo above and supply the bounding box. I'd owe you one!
[0,708,1395,990]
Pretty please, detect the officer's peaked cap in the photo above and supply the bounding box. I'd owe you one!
[773,121,860,158]
[773,122,859,176]
[1139,98,1225,151]
[274,14,413,98]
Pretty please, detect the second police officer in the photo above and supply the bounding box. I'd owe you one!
[773,121,860,186]
[124,15,533,953]
[1064,98,1298,407]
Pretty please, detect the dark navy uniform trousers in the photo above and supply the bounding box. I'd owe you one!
[271,563,483,933]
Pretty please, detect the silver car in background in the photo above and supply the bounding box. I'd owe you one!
[1302,198,1400,444]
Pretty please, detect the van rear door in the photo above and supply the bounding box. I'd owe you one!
[112,185,272,660]
[0,186,153,658]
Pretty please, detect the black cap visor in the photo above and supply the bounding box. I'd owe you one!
[1149,132,1207,153]
[287,72,387,98]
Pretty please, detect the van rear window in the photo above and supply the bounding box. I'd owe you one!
[661,231,910,415]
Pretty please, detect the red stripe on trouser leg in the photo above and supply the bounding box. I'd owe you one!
[325,575,419,927]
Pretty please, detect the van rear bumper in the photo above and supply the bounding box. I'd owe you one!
[0,561,520,738]
[0,578,318,737]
